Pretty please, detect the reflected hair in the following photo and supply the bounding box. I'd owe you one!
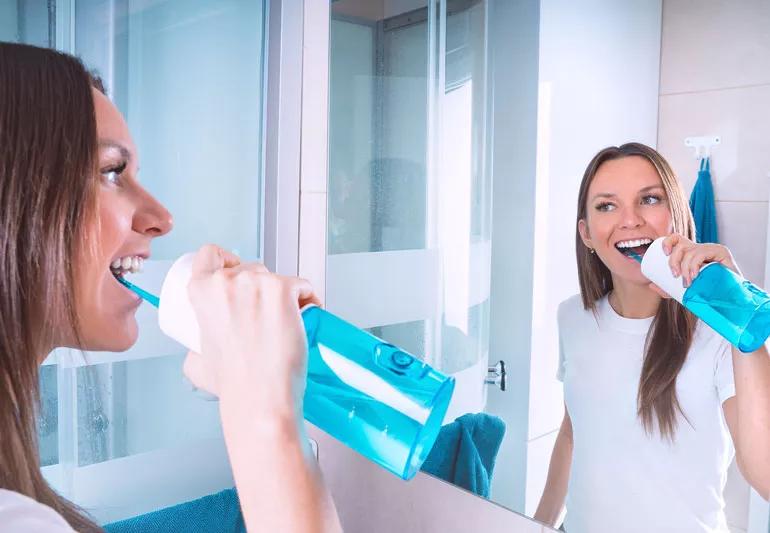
[575,142,697,441]
[0,42,104,531]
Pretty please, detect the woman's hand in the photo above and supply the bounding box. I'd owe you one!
[662,234,740,288]
[182,245,342,532]
[182,244,320,419]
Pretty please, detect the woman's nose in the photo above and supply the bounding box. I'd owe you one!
[132,188,173,237]
[620,205,644,228]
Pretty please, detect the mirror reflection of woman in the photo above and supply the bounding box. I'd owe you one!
[0,43,341,532]
[535,143,770,533]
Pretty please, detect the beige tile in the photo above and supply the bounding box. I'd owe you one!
[660,0,770,94]
[658,86,770,202]
[715,201,768,286]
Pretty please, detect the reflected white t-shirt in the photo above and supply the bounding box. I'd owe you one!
[557,294,736,533]
[0,490,74,532]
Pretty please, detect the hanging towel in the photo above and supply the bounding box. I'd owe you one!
[104,488,245,533]
[689,157,719,243]
[420,413,506,498]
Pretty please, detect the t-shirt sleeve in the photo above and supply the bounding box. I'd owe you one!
[0,490,75,532]
[556,302,566,382]
[714,338,736,404]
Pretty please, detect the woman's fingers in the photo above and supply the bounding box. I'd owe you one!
[192,244,241,278]
[666,235,693,279]
[662,234,681,255]
[284,276,322,309]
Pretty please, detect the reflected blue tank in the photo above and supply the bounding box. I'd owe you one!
[681,263,770,353]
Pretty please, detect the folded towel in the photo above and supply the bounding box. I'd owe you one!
[689,157,718,244]
[104,488,245,533]
[420,413,506,497]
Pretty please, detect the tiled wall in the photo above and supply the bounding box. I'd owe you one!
[657,1,770,531]
[657,0,770,287]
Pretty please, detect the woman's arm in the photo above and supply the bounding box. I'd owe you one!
[661,235,770,500]
[534,407,573,527]
[183,245,342,532]
[723,344,770,501]
[220,397,342,532]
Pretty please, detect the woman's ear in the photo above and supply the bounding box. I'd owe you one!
[578,219,593,250]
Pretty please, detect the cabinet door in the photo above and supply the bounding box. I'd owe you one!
[325,0,493,419]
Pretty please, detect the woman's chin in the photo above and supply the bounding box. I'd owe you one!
[81,318,139,352]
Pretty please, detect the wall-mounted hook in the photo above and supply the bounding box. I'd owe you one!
[684,135,721,159]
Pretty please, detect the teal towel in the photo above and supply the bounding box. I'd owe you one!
[103,488,245,533]
[689,157,719,243]
[420,413,506,497]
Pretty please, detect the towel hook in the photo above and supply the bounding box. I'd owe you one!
[684,135,720,159]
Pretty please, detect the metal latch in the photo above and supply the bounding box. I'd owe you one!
[485,360,506,391]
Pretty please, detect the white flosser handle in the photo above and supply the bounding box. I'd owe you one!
[640,237,687,302]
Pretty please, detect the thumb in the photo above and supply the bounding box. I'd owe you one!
[191,244,241,278]
[183,350,219,399]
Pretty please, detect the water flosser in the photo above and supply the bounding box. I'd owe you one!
[155,253,455,480]
[640,237,770,352]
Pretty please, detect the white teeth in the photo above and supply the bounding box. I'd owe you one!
[110,256,145,274]
[616,238,652,249]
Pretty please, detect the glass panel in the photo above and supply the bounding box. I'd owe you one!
[327,0,492,382]
[0,0,52,46]
[76,355,222,467]
[38,365,59,467]
[328,4,429,254]
[74,0,266,261]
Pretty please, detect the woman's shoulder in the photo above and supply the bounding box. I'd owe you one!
[0,490,74,532]
[557,293,591,322]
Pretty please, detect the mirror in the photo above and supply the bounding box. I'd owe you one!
[326,1,770,531]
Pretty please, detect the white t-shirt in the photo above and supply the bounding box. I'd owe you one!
[557,294,736,533]
[0,490,74,532]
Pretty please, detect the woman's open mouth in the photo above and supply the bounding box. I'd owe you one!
[615,238,653,260]
[110,255,145,281]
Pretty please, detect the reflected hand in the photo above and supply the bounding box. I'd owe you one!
[661,234,740,289]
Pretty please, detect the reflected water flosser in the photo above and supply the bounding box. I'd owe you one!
[638,237,770,352]
[121,253,455,480]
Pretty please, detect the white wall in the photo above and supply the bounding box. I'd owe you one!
[485,0,540,514]
[515,0,663,517]
[657,1,770,531]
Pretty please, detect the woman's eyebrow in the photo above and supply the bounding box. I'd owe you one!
[590,192,616,202]
[590,185,664,203]
[99,140,132,161]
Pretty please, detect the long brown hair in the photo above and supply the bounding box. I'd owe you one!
[0,42,103,531]
[575,143,697,441]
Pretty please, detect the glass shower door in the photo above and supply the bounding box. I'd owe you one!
[5,0,268,523]
[327,0,492,420]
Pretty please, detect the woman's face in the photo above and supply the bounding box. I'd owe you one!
[72,89,172,352]
[578,156,673,286]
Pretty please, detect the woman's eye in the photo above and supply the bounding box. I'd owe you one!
[595,202,615,212]
[101,162,127,185]
[642,195,661,205]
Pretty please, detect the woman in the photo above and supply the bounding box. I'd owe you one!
[0,42,341,531]
[534,143,770,532]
